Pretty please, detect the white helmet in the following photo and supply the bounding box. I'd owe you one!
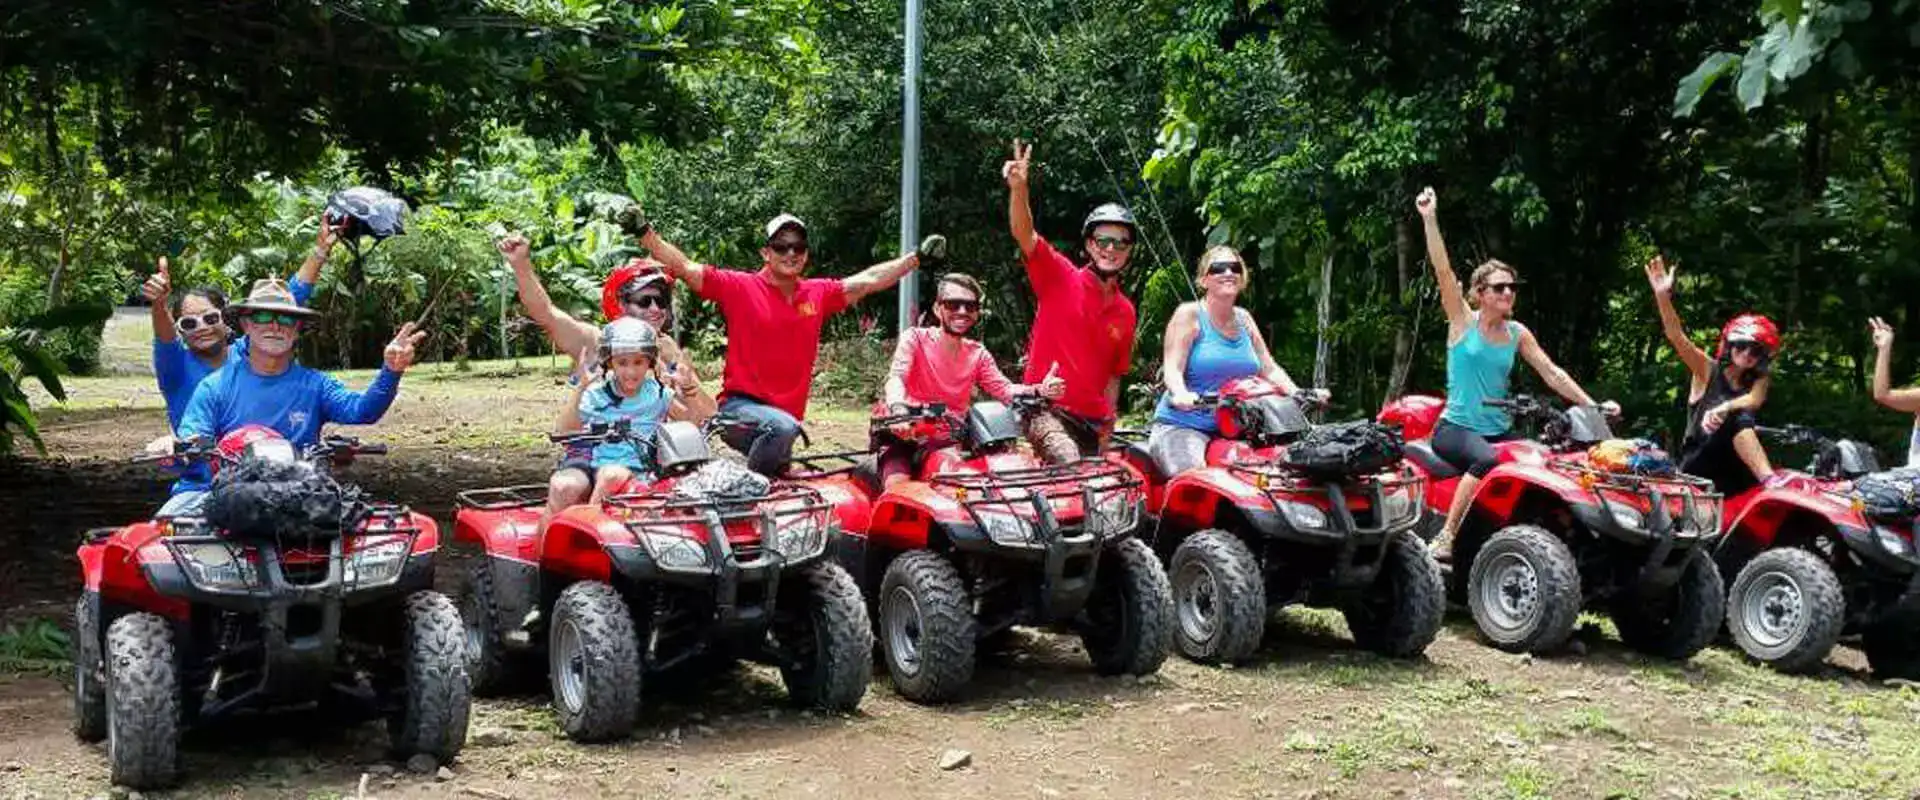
[599,318,659,363]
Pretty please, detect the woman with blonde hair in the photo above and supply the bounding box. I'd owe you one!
[1149,245,1306,476]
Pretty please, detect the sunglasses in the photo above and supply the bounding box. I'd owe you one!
[1091,235,1134,252]
[1482,282,1520,295]
[1206,260,1245,277]
[938,298,981,313]
[1729,340,1765,354]
[176,311,224,332]
[768,241,809,257]
[242,310,302,327]
[624,294,670,310]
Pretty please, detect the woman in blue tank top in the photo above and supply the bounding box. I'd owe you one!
[1415,188,1616,554]
[1148,245,1308,476]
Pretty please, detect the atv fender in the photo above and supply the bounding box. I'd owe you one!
[89,524,190,620]
[1722,486,1863,551]
[808,474,874,537]
[866,483,959,552]
[1156,468,1281,535]
[454,507,542,562]
[1471,464,1590,526]
[540,508,643,584]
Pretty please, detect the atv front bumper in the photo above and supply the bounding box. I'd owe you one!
[941,497,1142,622]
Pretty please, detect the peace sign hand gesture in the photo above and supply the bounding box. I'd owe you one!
[1002,139,1033,190]
[1870,317,1896,350]
[1645,255,1677,298]
[383,322,428,373]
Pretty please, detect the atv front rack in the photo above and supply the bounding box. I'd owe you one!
[930,458,1144,541]
[611,485,834,565]
[1552,463,1723,537]
[1220,462,1427,535]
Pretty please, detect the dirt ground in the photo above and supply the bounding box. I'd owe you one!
[4,353,1920,800]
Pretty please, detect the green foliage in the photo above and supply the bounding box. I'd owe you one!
[1,303,114,452]
[0,618,70,666]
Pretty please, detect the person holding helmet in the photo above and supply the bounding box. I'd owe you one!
[621,204,943,476]
[1152,245,1309,476]
[496,236,715,423]
[548,318,685,513]
[148,278,427,517]
[874,273,1067,486]
[1417,188,1618,555]
[1002,139,1139,462]
[1868,317,1920,466]
[1644,256,1783,494]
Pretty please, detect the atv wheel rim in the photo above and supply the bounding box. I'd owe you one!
[1742,571,1806,650]
[1479,553,1541,633]
[884,586,925,678]
[1175,559,1221,645]
[552,618,587,715]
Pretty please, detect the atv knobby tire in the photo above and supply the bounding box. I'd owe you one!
[548,581,641,741]
[389,591,472,762]
[777,562,873,711]
[73,596,106,742]
[1079,537,1174,676]
[462,562,526,696]
[1861,610,1920,681]
[105,612,179,790]
[1467,525,1581,654]
[1612,547,1724,660]
[1727,548,1844,674]
[878,550,976,704]
[1169,529,1266,664]
[1342,529,1446,658]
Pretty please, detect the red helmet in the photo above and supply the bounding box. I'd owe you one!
[216,424,288,462]
[600,258,672,322]
[1716,314,1781,361]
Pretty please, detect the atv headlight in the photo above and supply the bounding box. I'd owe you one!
[1684,501,1721,536]
[170,541,259,591]
[1379,488,1419,526]
[641,532,711,571]
[1608,505,1644,532]
[344,535,410,588]
[1280,501,1329,531]
[1086,491,1138,537]
[1873,526,1914,560]
[977,507,1036,546]
[772,513,828,561]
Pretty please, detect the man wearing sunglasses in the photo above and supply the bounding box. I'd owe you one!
[630,207,942,476]
[142,214,341,432]
[150,279,427,517]
[496,236,716,423]
[1003,138,1139,462]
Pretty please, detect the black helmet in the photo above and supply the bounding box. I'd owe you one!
[326,187,410,242]
[1080,202,1137,240]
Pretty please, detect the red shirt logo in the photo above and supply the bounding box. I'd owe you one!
[797,301,819,318]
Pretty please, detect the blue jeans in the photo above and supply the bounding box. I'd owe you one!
[157,490,208,518]
[718,395,804,477]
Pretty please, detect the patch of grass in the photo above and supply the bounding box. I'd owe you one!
[1499,762,1553,799]
[1282,729,1326,753]
[1558,706,1630,740]
[1326,740,1371,780]
[983,697,1096,729]
[0,619,69,675]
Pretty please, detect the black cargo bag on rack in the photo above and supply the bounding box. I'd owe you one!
[1853,467,1920,521]
[206,457,350,539]
[1282,420,1405,478]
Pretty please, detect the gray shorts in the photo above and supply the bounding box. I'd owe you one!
[1147,423,1212,477]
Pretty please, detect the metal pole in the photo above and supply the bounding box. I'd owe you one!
[896,0,923,334]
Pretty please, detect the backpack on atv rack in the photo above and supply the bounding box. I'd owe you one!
[205,455,351,540]
[1853,467,1920,521]
[1282,420,1404,479]
[1588,438,1677,477]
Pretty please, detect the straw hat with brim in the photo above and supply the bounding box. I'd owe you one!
[228,279,321,321]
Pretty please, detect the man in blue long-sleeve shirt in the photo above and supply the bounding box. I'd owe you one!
[152,278,427,517]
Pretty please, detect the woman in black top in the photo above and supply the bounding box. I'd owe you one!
[1646,256,1783,495]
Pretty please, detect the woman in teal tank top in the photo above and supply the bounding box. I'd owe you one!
[1415,188,1616,555]
[1149,245,1308,475]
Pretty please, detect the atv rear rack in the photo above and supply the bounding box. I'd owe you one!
[456,485,551,511]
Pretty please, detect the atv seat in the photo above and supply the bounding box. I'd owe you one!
[1120,442,1167,485]
[1404,441,1461,480]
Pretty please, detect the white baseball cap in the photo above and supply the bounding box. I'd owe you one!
[764,213,808,242]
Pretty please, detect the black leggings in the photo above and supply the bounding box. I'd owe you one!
[1433,419,1517,479]
[1679,410,1761,496]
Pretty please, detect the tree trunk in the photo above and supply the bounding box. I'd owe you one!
[1387,216,1417,401]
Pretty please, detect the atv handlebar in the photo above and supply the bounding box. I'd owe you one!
[1757,424,1831,448]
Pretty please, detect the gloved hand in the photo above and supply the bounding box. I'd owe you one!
[916,233,948,267]
[616,202,653,239]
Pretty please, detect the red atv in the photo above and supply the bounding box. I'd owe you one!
[1714,424,1920,677]
[1378,394,1726,658]
[453,417,871,742]
[73,428,467,790]
[1106,378,1442,665]
[791,398,1171,704]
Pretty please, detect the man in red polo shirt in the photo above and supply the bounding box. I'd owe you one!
[632,207,943,475]
[1003,139,1140,462]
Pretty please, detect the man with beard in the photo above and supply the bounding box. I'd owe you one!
[1003,139,1140,462]
[627,206,943,476]
[143,215,342,431]
[149,279,426,517]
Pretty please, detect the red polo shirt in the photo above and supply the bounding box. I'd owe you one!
[697,266,848,420]
[1020,238,1136,420]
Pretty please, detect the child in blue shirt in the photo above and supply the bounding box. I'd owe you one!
[548,318,684,512]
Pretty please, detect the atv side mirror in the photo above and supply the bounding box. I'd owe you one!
[1563,406,1614,445]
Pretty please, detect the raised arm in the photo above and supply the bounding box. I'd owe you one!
[882,331,916,408]
[843,251,922,305]
[611,202,709,294]
[1870,317,1920,412]
[1644,255,1710,382]
[292,213,343,292]
[1414,187,1471,340]
[497,234,598,359]
[144,257,176,343]
[1245,314,1304,395]
[1517,326,1604,409]
[1004,140,1040,257]
[321,323,423,425]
